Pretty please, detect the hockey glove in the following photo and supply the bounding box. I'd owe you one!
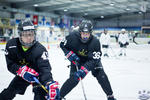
[74,66,89,80]
[107,95,116,100]
[45,81,60,100]
[125,42,129,46]
[16,65,39,83]
[65,51,80,64]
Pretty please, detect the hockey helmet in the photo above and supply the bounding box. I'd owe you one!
[79,20,93,43]
[79,20,93,33]
[121,28,126,32]
[121,28,126,34]
[18,18,36,47]
[104,28,108,34]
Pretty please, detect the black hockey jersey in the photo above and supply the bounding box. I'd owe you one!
[60,31,102,71]
[5,38,53,85]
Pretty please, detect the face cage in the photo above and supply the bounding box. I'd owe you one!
[19,30,36,47]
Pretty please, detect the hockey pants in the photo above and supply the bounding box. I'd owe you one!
[60,66,113,98]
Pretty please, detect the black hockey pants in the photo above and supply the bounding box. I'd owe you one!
[0,76,47,100]
[60,64,113,98]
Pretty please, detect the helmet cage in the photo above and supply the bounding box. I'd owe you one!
[79,20,93,33]
[18,19,36,47]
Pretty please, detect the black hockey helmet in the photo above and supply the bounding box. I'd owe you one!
[18,18,36,47]
[78,20,93,43]
[104,28,108,34]
[79,20,93,33]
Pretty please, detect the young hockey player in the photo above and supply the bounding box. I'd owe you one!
[118,29,129,56]
[100,29,111,57]
[0,18,60,100]
[59,20,116,100]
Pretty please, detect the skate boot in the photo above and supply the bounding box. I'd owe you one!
[119,53,122,56]
[104,53,109,57]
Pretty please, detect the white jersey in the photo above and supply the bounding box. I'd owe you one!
[118,33,129,44]
[100,33,110,45]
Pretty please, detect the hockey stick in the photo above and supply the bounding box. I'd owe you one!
[73,61,87,100]
[33,77,49,93]
[109,46,118,58]
[33,77,64,100]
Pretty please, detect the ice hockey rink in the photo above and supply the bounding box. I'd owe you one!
[0,42,150,100]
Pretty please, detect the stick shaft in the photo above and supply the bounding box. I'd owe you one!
[33,77,49,93]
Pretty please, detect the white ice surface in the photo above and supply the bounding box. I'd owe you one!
[0,43,150,100]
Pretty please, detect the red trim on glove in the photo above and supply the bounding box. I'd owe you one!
[66,51,73,58]
[81,66,89,74]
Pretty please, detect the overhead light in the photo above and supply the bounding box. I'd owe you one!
[33,4,38,7]
[138,11,142,14]
[110,3,114,6]
[64,9,68,12]
[101,16,104,18]
[126,8,130,11]
[84,13,88,15]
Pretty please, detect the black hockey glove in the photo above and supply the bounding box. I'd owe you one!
[125,42,129,46]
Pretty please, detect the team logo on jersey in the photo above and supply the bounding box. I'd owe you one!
[138,90,150,100]
[41,51,49,60]
[78,49,88,57]
[19,59,29,65]
[93,51,101,59]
